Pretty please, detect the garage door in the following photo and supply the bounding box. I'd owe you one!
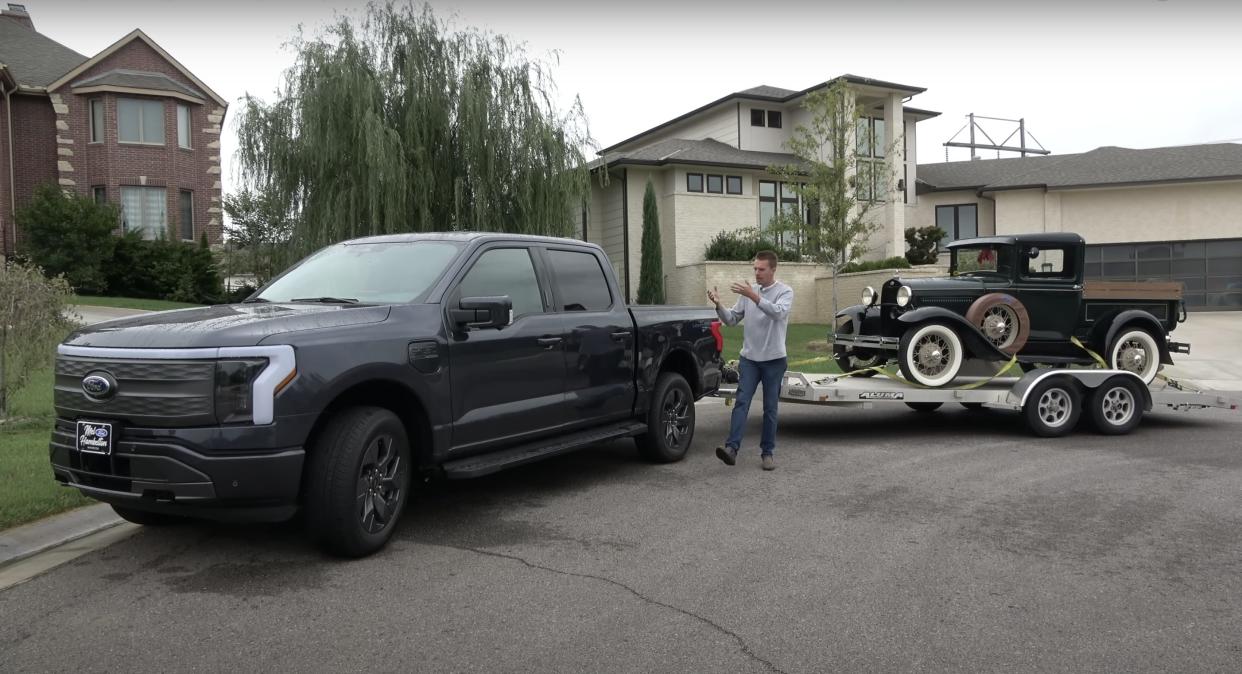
[1084,238,1242,311]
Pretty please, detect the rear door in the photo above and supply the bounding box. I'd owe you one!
[544,246,635,425]
[446,245,567,451]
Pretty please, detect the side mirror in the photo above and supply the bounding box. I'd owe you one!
[451,296,512,329]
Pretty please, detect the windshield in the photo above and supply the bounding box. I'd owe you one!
[951,244,1014,277]
[257,241,462,304]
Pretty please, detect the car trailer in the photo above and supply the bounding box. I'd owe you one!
[716,369,1240,437]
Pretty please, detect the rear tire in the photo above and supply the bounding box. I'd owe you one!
[1087,376,1145,435]
[1023,376,1082,437]
[111,505,188,526]
[1108,327,1161,384]
[304,406,411,558]
[636,372,695,463]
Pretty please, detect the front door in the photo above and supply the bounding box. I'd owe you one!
[447,246,567,451]
[1008,245,1081,344]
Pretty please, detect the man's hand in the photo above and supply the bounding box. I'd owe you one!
[707,286,721,307]
[730,281,759,302]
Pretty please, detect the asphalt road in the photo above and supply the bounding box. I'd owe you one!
[2,399,1240,672]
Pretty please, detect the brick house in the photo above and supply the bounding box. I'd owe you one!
[0,3,227,258]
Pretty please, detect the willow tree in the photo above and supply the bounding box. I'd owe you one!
[234,2,593,257]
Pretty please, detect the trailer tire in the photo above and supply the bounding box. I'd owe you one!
[905,402,943,412]
[1023,376,1081,438]
[636,372,694,463]
[960,402,987,412]
[1086,376,1144,435]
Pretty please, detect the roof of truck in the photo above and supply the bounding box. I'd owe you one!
[342,232,599,248]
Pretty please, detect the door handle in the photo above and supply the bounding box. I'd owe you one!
[610,331,632,341]
[537,337,563,349]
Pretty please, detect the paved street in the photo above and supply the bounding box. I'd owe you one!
[2,398,1240,672]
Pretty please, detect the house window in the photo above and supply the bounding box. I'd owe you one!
[120,186,167,239]
[118,98,165,144]
[935,204,978,246]
[767,110,782,129]
[92,186,106,203]
[177,104,191,149]
[759,180,776,228]
[759,180,807,247]
[726,175,742,195]
[89,99,104,143]
[706,174,723,194]
[750,109,765,127]
[686,173,703,192]
[179,190,194,240]
[856,116,886,202]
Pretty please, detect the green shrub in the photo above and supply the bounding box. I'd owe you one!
[704,227,798,262]
[107,232,222,304]
[839,256,912,274]
[905,225,946,265]
[16,183,120,294]
[0,260,73,418]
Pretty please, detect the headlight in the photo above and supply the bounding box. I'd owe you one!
[215,358,268,424]
[861,286,877,307]
[896,285,913,307]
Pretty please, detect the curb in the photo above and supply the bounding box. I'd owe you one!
[0,504,123,568]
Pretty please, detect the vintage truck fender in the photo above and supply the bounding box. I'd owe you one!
[1101,309,1174,365]
[833,304,870,330]
[896,306,1009,361]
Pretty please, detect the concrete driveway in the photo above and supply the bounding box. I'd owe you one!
[1160,311,1242,392]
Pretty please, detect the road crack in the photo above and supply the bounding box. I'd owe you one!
[428,543,787,674]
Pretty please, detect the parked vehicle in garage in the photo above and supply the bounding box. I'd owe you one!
[50,233,722,557]
[830,233,1189,387]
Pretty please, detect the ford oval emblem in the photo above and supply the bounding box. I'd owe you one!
[82,372,117,400]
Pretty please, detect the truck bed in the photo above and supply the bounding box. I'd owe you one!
[1082,280,1183,301]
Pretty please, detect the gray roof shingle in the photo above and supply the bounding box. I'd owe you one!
[918,143,1242,192]
[72,69,206,99]
[601,138,805,171]
[736,85,800,99]
[0,19,87,87]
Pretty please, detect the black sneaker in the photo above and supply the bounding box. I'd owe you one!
[715,446,737,466]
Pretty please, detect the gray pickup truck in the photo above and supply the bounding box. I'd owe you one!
[51,233,722,557]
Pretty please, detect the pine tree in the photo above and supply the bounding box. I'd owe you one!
[636,180,664,304]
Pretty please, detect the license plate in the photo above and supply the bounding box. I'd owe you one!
[76,420,114,455]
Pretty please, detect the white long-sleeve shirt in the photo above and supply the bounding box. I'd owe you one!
[715,281,793,361]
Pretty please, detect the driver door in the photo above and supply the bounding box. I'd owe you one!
[446,246,568,452]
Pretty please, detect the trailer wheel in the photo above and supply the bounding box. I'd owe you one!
[636,372,694,463]
[960,402,987,412]
[1086,376,1144,435]
[898,321,964,387]
[1023,376,1081,438]
[905,402,943,412]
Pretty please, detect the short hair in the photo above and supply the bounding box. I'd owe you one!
[754,250,778,269]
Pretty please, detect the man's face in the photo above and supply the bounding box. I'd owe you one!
[753,259,774,286]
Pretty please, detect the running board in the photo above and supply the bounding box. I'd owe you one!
[441,421,647,479]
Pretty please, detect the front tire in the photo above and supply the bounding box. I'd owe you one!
[1108,328,1161,384]
[1023,376,1082,437]
[636,372,695,463]
[898,322,965,387]
[832,320,881,377]
[1087,376,1145,435]
[305,406,411,558]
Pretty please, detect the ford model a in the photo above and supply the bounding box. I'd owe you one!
[830,233,1189,387]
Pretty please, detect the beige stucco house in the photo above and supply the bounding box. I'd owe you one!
[584,75,940,308]
[916,143,1242,311]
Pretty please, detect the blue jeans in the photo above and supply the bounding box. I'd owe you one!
[725,356,787,456]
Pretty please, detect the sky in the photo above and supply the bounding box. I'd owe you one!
[21,0,1242,197]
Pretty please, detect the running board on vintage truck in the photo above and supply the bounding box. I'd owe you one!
[441,421,648,479]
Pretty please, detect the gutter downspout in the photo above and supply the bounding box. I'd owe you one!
[3,79,13,258]
[621,168,630,302]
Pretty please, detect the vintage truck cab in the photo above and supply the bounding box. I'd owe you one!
[831,232,1189,387]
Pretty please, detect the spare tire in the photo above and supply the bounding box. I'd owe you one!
[965,293,1030,355]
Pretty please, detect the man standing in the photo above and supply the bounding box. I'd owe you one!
[708,250,793,471]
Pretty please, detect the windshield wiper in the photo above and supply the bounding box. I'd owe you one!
[240,297,270,303]
[289,296,359,304]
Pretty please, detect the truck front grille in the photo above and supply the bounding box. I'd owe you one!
[55,356,215,426]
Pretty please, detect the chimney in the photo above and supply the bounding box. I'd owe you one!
[0,3,34,30]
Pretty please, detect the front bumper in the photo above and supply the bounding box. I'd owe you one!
[49,418,304,522]
[829,333,900,351]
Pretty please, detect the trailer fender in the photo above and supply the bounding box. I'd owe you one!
[897,307,1008,361]
[1104,310,1173,365]
[1013,370,1152,411]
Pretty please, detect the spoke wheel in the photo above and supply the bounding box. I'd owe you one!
[636,372,695,463]
[832,320,880,377]
[898,322,964,387]
[1108,328,1160,384]
[965,293,1030,355]
[355,434,403,535]
[980,304,1020,349]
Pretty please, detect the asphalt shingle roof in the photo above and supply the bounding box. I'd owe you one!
[601,138,805,171]
[0,19,87,87]
[736,85,800,99]
[73,69,206,99]
[918,143,1242,192]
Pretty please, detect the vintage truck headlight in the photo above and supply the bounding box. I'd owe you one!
[861,286,877,307]
[896,285,914,307]
[215,359,269,424]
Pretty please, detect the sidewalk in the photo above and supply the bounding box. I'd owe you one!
[0,504,123,568]
[1160,311,1242,393]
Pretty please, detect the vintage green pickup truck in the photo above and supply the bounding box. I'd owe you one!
[831,233,1189,387]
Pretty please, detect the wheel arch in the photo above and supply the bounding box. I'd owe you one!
[305,379,434,467]
[659,348,702,398]
[1103,311,1173,365]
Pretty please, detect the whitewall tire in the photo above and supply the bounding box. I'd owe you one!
[898,322,965,388]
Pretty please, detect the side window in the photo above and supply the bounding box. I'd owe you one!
[1025,247,1072,279]
[458,248,544,318]
[548,250,612,312]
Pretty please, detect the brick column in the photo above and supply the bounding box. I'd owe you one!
[204,106,225,242]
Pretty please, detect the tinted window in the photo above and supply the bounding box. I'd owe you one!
[767,110,782,128]
[750,109,765,126]
[548,250,612,312]
[459,248,544,318]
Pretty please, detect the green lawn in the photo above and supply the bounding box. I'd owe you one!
[0,367,91,530]
[719,323,841,374]
[69,294,202,311]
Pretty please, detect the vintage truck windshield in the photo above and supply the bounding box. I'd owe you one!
[952,244,1015,277]
[257,241,463,304]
